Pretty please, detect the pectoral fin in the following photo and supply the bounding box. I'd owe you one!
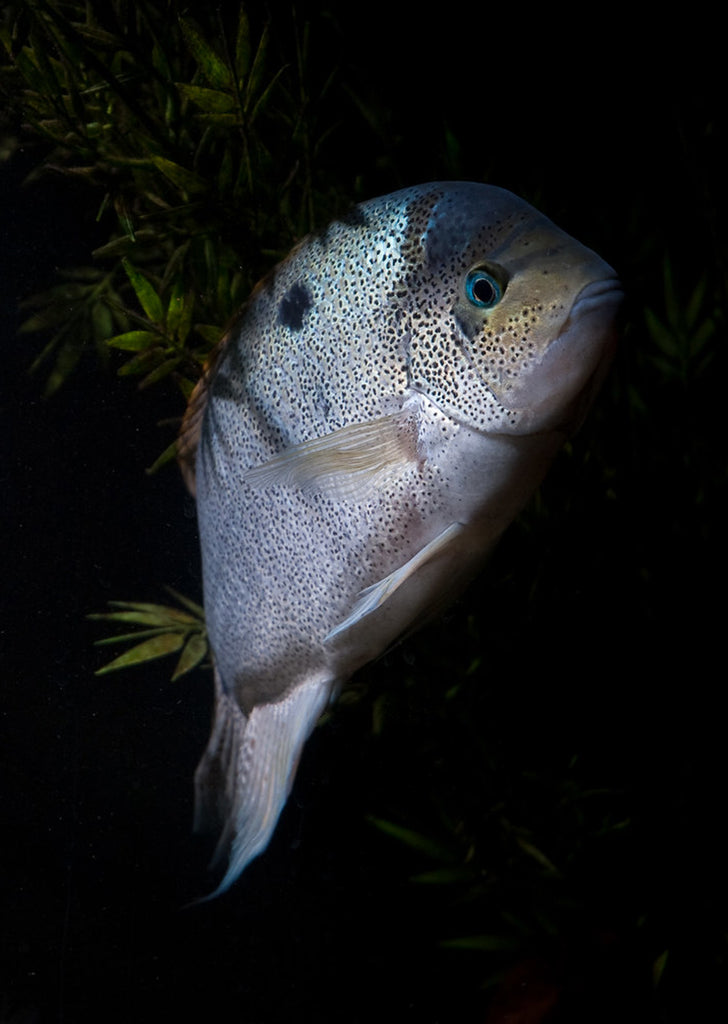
[244,414,417,501]
[326,522,464,641]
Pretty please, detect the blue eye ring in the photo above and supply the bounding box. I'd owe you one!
[465,269,502,309]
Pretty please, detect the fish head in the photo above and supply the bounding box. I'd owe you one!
[403,184,623,436]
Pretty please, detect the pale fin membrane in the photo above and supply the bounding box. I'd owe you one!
[243,414,416,502]
[193,667,331,900]
[326,522,464,641]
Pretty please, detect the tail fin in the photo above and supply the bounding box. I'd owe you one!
[193,667,331,899]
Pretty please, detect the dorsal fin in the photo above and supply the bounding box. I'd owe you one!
[177,363,215,497]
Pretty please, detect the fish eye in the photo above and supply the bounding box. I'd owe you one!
[465,269,502,309]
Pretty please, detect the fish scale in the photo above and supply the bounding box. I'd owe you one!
[179,181,622,898]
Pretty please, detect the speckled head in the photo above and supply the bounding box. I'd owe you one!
[388,182,622,436]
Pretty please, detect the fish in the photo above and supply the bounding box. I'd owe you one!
[178,181,622,898]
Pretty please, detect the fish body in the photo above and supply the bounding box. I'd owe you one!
[180,182,622,896]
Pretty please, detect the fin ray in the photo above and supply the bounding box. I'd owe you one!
[326,522,464,641]
[243,414,417,501]
[193,668,331,900]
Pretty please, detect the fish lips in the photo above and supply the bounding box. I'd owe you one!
[493,275,624,434]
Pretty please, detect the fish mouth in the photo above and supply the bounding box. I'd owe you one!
[497,274,623,432]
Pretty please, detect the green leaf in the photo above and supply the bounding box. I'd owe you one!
[367,816,460,863]
[121,259,164,322]
[171,631,208,680]
[105,329,160,351]
[194,323,224,345]
[515,837,561,875]
[166,279,193,342]
[150,155,207,195]
[91,301,113,340]
[93,627,174,647]
[248,65,288,127]
[178,16,232,90]
[138,355,183,389]
[243,22,271,113]
[94,632,186,675]
[44,337,85,397]
[176,83,235,113]
[91,601,199,625]
[145,439,180,476]
[117,348,162,377]
[164,587,205,618]
[235,8,252,79]
[652,949,669,988]
[410,867,475,885]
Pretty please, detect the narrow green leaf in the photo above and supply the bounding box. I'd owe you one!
[19,309,68,334]
[94,601,199,624]
[122,259,164,322]
[88,609,184,627]
[176,83,235,113]
[176,376,197,401]
[194,323,225,345]
[165,278,186,337]
[91,301,113,340]
[367,816,459,863]
[243,22,270,112]
[44,337,85,397]
[117,348,162,377]
[178,16,232,90]
[644,307,676,356]
[164,587,205,618]
[235,8,252,79]
[150,155,207,195]
[171,631,208,680]
[188,111,239,127]
[410,867,475,885]
[93,627,173,647]
[652,949,669,988]
[145,439,180,476]
[515,837,560,875]
[105,329,159,351]
[248,65,288,127]
[138,354,183,389]
[95,633,186,675]
[92,230,158,260]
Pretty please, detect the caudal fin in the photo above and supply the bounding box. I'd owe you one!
[193,668,331,899]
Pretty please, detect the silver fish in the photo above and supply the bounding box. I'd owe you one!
[179,182,622,897]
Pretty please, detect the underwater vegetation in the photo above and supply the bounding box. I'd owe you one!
[2,2,726,1020]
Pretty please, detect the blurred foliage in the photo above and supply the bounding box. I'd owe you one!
[0,0,346,407]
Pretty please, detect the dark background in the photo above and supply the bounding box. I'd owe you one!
[2,5,726,1022]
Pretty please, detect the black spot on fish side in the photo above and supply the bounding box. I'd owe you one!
[336,204,370,229]
[278,281,313,331]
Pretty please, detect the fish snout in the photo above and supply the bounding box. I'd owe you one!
[498,272,623,433]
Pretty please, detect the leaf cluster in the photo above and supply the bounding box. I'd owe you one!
[1,0,345,399]
[88,588,208,680]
